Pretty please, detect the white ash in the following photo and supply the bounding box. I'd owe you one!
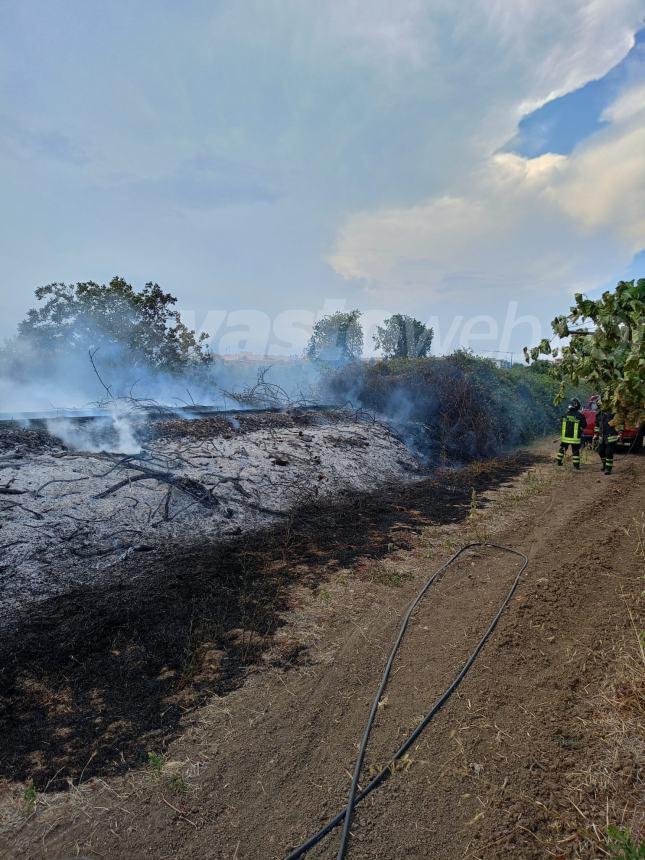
[0,414,420,621]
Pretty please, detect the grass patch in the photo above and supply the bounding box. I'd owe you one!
[564,576,644,857]
[355,558,412,587]
[607,826,645,859]
[147,751,166,774]
[495,466,555,513]
[165,772,187,796]
[22,781,37,810]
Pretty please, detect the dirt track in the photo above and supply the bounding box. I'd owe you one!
[1,441,643,858]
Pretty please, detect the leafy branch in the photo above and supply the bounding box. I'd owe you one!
[524,279,644,427]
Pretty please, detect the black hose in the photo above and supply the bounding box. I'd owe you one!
[285,542,529,860]
[625,425,644,454]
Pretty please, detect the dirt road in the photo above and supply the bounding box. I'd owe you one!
[1,441,643,858]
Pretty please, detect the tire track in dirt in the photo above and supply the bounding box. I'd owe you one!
[345,455,643,859]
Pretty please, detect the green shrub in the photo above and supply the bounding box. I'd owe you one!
[328,351,585,463]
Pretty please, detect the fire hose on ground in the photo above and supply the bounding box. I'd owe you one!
[285,542,530,860]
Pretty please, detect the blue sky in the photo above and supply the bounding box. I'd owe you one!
[507,28,645,157]
[1,1,644,358]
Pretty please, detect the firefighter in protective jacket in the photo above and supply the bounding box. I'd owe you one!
[556,399,586,469]
[594,403,621,475]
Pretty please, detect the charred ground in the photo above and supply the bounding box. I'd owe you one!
[0,408,420,617]
[0,450,536,790]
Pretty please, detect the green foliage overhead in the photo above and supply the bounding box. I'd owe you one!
[306,309,363,363]
[524,279,644,426]
[17,277,210,370]
[373,314,433,359]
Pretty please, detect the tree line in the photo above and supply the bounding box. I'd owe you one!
[305,310,433,362]
[9,278,434,367]
[5,276,643,426]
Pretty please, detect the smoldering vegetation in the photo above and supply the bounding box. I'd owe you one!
[0,336,323,419]
[0,277,323,419]
[0,408,420,618]
[0,279,571,469]
[328,352,574,463]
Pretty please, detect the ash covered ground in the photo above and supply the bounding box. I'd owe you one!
[0,408,420,619]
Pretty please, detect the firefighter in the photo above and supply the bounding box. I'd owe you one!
[556,398,586,469]
[594,401,621,475]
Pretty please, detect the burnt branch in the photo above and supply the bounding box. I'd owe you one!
[34,476,90,497]
[95,473,153,499]
[89,348,114,400]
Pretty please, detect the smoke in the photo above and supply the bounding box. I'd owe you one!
[0,333,212,414]
[0,318,329,453]
[0,329,324,420]
[45,405,143,455]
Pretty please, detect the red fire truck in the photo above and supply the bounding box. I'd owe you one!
[581,395,644,451]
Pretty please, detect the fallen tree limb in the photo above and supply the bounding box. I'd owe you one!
[34,476,90,497]
[95,473,152,499]
[95,461,219,509]
[0,500,44,519]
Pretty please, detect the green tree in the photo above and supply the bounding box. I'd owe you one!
[525,279,644,426]
[373,314,433,358]
[18,277,210,370]
[306,310,363,363]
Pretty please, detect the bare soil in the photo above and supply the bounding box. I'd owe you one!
[1,441,643,859]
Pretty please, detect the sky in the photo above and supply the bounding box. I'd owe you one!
[1,1,644,360]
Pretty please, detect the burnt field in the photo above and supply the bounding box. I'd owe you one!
[0,407,419,616]
[0,406,538,791]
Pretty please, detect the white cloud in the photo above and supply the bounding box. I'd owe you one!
[482,0,643,111]
[328,89,645,300]
[601,80,645,124]
[317,0,642,104]
[323,0,432,67]
[555,125,645,249]
[1,0,644,341]
[318,2,645,306]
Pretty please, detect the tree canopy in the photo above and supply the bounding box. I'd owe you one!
[524,279,644,426]
[17,277,210,370]
[373,314,433,359]
[306,310,363,363]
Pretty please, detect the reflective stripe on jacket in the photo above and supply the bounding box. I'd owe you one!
[560,408,586,444]
[595,411,621,443]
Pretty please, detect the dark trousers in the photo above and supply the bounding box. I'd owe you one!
[598,439,616,473]
[556,442,580,468]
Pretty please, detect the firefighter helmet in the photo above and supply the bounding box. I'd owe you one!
[569,398,581,410]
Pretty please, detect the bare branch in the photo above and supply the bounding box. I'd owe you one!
[88,347,114,399]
